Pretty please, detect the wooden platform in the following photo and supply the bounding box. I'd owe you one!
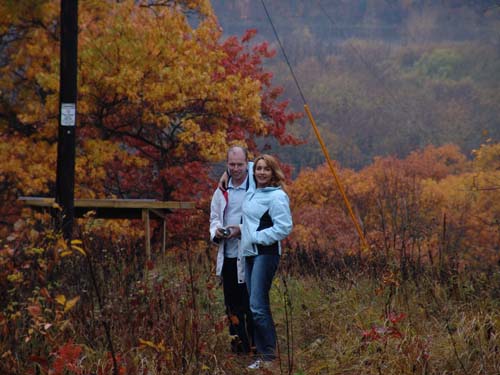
[18,197,196,260]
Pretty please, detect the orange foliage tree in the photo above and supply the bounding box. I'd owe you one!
[288,143,499,273]
[0,0,301,241]
[419,142,500,270]
[1,3,302,372]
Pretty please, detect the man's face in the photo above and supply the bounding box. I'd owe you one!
[227,149,247,184]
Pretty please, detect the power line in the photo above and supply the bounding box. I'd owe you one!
[259,0,370,251]
[260,0,307,105]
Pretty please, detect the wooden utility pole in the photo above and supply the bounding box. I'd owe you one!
[55,0,78,239]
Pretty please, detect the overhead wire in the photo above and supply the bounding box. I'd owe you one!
[259,0,369,251]
[260,0,307,105]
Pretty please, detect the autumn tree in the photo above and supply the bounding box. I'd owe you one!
[0,0,300,240]
[0,2,302,372]
[288,143,499,273]
[419,141,500,269]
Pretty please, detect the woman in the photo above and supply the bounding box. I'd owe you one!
[239,154,293,369]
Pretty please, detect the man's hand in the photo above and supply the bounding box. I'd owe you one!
[215,227,227,239]
[225,225,240,239]
[215,226,240,239]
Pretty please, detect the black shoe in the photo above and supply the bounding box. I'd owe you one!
[230,337,250,354]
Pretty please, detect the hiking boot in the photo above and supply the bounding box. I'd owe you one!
[231,337,251,354]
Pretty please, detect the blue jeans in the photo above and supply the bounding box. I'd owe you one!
[245,254,280,361]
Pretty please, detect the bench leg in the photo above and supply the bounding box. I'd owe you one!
[162,219,166,256]
[142,209,151,262]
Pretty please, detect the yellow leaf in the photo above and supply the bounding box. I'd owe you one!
[56,238,68,252]
[60,250,72,257]
[7,272,23,283]
[71,239,83,245]
[55,294,66,306]
[64,296,80,312]
[138,338,157,349]
[138,338,167,352]
[71,245,86,256]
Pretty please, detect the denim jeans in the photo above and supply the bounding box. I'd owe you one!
[245,254,280,361]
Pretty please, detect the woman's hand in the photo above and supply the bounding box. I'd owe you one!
[218,170,229,191]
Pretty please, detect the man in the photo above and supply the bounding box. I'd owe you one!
[209,146,254,354]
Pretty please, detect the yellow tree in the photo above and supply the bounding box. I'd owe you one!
[420,142,500,269]
[0,0,300,238]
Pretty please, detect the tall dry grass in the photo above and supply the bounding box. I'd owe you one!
[1,215,499,374]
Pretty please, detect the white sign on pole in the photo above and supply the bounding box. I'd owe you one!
[61,103,76,126]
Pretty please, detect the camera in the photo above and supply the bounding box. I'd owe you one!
[221,228,231,237]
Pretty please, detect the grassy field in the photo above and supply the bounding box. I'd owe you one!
[269,270,499,375]
[208,259,500,374]
[1,237,499,375]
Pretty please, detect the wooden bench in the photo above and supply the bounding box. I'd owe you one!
[18,197,196,260]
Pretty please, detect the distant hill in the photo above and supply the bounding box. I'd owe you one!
[211,0,500,173]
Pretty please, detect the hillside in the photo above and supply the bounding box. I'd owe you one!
[212,0,500,171]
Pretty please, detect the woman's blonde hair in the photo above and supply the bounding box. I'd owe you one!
[253,154,288,193]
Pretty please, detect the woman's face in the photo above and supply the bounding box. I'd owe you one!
[255,159,273,188]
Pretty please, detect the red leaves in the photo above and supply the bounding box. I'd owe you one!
[241,28,257,43]
[219,28,302,147]
[253,41,276,59]
[27,304,42,318]
[51,341,83,375]
[30,355,49,372]
[361,311,407,344]
[362,325,403,342]
[387,311,407,325]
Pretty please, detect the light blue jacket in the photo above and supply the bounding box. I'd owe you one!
[240,186,293,257]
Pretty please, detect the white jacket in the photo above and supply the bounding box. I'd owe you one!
[209,187,246,283]
[209,164,255,283]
